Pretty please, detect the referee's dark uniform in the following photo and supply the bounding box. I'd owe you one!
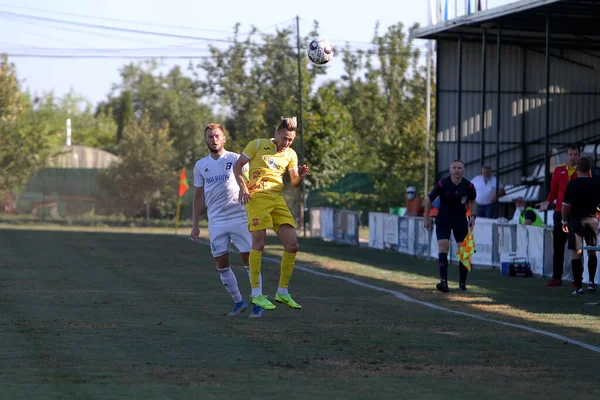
[562,158,600,294]
[428,176,477,292]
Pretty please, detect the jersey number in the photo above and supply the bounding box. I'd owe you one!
[225,162,232,170]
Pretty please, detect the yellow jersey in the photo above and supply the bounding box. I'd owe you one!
[242,138,298,196]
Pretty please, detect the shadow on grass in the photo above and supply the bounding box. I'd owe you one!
[279,236,600,340]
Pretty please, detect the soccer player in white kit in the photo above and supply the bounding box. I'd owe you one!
[190,123,264,318]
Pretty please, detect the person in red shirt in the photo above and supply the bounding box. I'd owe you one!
[537,144,593,287]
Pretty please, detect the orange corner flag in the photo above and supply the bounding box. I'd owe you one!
[456,230,476,271]
[179,168,189,197]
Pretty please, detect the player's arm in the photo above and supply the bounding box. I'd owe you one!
[468,200,477,225]
[192,188,205,227]
[468,183,477,228]
[538,169,558,211]
[423,181,441,230]
[287,151,310,188]
[233,154,251,202]
[423,197,432,220]
[190,164,205,242]
[234,139,261,204]
[289,167,310,188]
[561,181,573,229]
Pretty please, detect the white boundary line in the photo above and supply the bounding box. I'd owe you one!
[189,237,600,353]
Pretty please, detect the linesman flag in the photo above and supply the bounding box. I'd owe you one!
[456,228,476,271]
[179,169,189,197]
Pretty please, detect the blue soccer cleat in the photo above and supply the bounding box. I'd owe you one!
[230,299,248,316]
[249,305,264,319]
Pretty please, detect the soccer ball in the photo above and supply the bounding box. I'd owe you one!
[307,38,334,66]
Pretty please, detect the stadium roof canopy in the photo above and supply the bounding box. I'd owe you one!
[413,0,600,50]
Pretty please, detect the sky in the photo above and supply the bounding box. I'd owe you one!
[0,0,518,106]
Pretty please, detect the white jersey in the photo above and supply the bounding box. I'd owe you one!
[193,151,247,226]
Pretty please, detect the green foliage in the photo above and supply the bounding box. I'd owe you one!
[0,54,59,196]
[339,23,432,201]
[116,90,134,144]
[34,90,118,151]
[96,116,178,219]
[304,83,357,190]
[107,61,214,165]
[1,19,433,223]
[197,22,326,154]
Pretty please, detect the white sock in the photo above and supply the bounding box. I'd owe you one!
[245,265,263,298]
[218,267,242,303]
[277,287,288,295]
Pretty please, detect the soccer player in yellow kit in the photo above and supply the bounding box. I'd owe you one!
[232,117,311,314]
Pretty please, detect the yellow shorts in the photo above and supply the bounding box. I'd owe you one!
[245,193,296,234]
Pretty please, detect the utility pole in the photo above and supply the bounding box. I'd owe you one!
[296,15,307,238]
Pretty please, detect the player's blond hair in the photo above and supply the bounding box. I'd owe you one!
[276,117,297,133]
[204,123,226,137]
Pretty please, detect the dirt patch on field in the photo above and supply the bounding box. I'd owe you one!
[12,319,118,329]
[295,356,544,379]
[111,364,246,385]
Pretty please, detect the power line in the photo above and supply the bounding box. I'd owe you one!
[0,4,297,40]
[0,10,236,43]
[1,45,217,53]
[0,14,159,45]
[0,3,237,35]
[2,49,428,60]
[3,54,217,59]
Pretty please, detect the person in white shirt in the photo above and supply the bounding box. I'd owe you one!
[471,166,505,219]
[190,123,263,318]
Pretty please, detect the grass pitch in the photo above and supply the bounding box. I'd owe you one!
[1,225,599,399]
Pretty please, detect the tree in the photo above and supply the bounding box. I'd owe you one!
[197,22,326,152]
[304,82,357,190]
[116,90,134,144]
[96,116,178,221]
[106,61,214,165]
[339,23,429,205]
[0,54,57,199]
[32,90,118,152]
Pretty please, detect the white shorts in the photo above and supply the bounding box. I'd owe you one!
[208,220,252,257]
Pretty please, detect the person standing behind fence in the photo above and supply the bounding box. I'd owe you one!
[537,144,587,287]
[561,157,600,294]
[405,186,424,217]
[471,166,505,219]
[424,160,477,293]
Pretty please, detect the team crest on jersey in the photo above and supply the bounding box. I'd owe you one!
[252,171,261,179]
[461,196,467,204]
[252,218,259,226]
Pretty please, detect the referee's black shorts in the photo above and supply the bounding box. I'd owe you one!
[567,216,599,250]
[435,217,469,244]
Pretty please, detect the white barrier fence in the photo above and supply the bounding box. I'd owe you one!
[309,207,360,246]
[367,213,600,284]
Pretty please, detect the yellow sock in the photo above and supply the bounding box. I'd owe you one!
[278,251,297,290]
[249,250,262,289]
